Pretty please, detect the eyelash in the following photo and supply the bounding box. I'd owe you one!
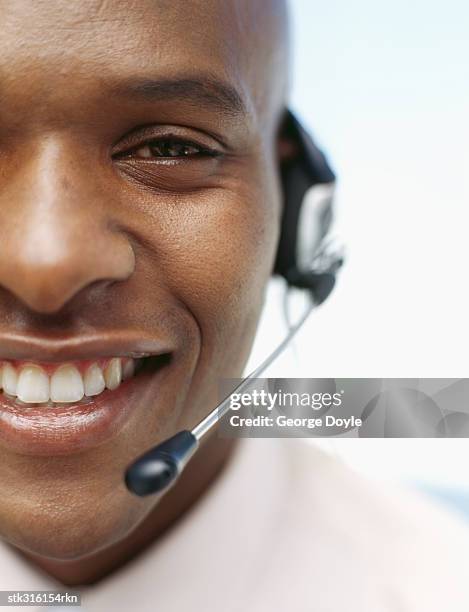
[114,137,221,161]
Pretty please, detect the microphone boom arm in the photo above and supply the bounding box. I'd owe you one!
[192,298,316,440]
[124,295,317,497]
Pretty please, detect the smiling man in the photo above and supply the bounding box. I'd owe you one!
[0,1,468,611]
[0,0,285,556]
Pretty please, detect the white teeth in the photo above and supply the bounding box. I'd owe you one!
[0,357,136,405]
[104,358,122,390]
[84,363,106,397]
[17,365,50,403]
[3,363,18,396]
[122,359,135,380]
[50,365,84,403]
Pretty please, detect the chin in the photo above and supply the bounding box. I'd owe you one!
[0,484,153,562]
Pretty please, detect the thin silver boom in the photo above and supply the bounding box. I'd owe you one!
[191,299,316,441]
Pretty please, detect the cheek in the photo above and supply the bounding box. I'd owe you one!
[158,177,280,361]
[162,181,280,426]
[122,152,281,339]
[176,193,277,312]
[116,155,281,421]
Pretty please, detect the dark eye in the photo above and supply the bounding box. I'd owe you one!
[125,139,218,160]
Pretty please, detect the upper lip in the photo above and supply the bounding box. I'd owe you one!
[0,330,174,362]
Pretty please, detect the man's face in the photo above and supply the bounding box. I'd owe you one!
[0,0,285,559]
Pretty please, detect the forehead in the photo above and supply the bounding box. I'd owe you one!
[0,0,264,114]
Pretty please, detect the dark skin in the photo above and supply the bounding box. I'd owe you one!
[0,0,289,585]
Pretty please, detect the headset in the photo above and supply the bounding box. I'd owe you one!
[125,110,343,496]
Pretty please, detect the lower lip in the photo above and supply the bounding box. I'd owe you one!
[0,364,168,456]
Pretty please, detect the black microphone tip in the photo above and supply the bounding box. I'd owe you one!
[124,431,198,497]
[125,456,179,496]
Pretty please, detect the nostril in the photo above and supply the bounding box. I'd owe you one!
[11,269,89,315]
[0,239,135,315]
[4,283,66,316]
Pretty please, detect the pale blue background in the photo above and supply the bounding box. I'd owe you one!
[276,0,469,379]
[250,1,469,520]
[290,0,468,180]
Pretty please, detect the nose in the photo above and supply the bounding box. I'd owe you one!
[0,137,135,314]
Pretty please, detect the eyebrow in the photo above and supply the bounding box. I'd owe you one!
[112,75,247,118]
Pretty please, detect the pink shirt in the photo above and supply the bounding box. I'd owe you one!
[2,438,469,611]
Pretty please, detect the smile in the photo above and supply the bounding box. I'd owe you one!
[0,335,174,456]
[0,357,141,406]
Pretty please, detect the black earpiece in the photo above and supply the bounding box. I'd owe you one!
[275,111,342,304]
